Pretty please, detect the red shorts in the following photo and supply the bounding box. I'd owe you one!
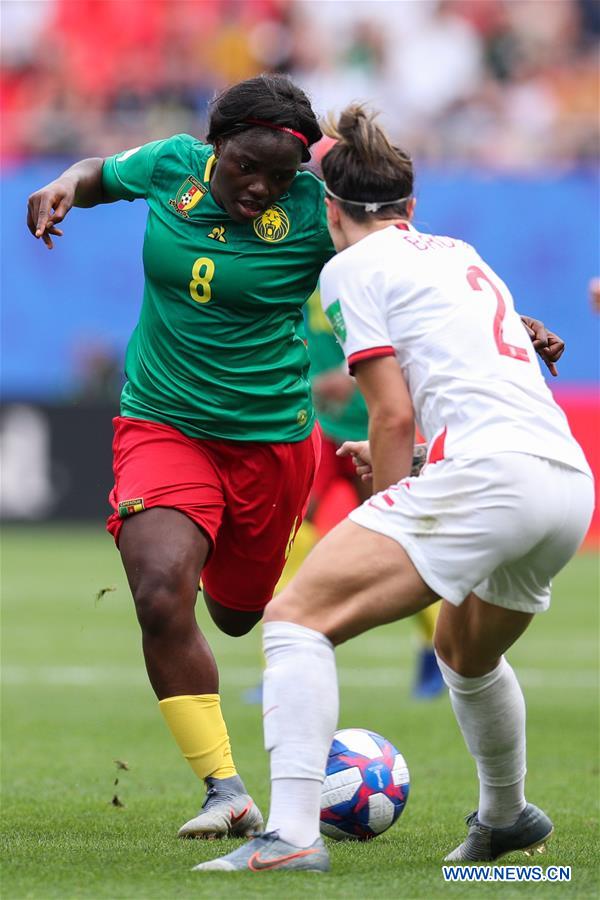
[107,417,321,612]
[311,435,356,505]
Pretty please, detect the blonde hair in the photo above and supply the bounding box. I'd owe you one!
[321,104,413,222]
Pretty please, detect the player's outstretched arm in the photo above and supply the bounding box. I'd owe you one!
[27,158,114,250]
[353,356,415,493]
[520,315,565,377]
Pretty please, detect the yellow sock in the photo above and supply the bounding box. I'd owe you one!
[159,694,237,781]
[275,520,319,593]
[415,600,442,644]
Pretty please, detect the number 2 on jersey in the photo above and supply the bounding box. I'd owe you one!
[189,257,215,304]
[467,265,529,362]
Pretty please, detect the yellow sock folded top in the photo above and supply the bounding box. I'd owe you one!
[159,694,237,781]
[415,599,442,645]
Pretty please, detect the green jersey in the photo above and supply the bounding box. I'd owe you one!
[305,289,368,443]
[102,135,335,441]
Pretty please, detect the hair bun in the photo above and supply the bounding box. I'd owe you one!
[321,103,414,223]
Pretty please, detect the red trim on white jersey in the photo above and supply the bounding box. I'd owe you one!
[428,426,447,464]
[348,345,395,373]
[394,222,410,231]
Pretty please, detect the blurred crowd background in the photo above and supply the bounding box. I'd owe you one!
[2,0,599,168]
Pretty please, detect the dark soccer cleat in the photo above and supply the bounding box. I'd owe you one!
[192,830,330,872]
[178,775,264,839]
[445,803,553,861]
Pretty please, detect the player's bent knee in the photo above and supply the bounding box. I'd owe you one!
[433,627,472,675]
[433,637,497,679]
[434,642,462,677]
[263,592,288,623]
[263,587,337,641]
[133,586,189,637]
[263,587,303,624]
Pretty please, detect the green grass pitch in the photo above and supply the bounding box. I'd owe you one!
[1,525,598,899]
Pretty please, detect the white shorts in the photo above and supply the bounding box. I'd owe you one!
[349,453,594,613]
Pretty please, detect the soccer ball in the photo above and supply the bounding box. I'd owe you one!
[320,728,410,841]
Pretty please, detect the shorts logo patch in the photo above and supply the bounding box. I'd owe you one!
[169,176,207,218]
[253,205,290,243]
[118,498,145,517]
[325,299,347,343]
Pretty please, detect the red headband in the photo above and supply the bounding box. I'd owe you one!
[244,118,309,149]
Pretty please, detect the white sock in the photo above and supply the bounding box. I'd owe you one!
[262,621,338,847]
[436,654,527,828]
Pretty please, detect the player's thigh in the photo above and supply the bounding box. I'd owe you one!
[434,593,533,677]
[120,507,210,621]
[265,518,438,645]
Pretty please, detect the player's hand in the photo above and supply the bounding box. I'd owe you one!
[312,369,356,409]
[27,179,75,249]
[338,440,429,480]
[520,315,565,377]
[337,440,373,481]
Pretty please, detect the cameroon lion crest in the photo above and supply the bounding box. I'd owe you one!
[253,205,290,243]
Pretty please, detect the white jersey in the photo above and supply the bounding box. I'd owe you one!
[320,223,591,476]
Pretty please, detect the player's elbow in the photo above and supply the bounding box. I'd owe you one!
[369,406,414,439]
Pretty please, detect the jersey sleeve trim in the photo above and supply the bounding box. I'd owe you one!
[348,346,395,373]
